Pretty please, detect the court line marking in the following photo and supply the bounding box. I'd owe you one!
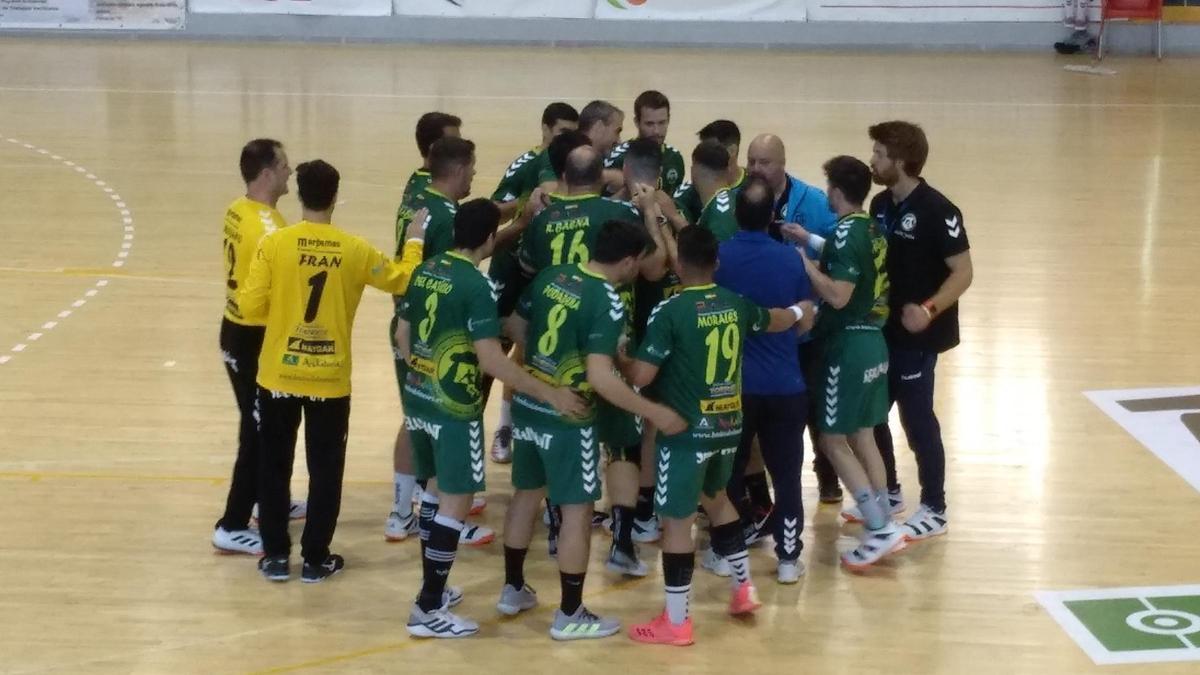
[2,85,1199,109]
[0,267,217,286]
[0,136,134,366]
[1036,586,1200,665]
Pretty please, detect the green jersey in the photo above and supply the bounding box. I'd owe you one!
[636,284,770,451]
[674,168,747,225]
[518,193,640,274]
[812,212,890,340]
[492,147,545,207]
[400,252,501,421]
[514,263,627,428]
[395,186,458,261]
[696,188,740,243]
[606,141,686,197]
[395,169,431,246]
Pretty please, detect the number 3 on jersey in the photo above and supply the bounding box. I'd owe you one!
[418,294,439,342]
[549,230,588,265]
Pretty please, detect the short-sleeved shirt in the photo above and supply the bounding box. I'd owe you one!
[636,284,770,451]
[518,193,640,274]
[400,252,501,421]
[605,141,686,197]
[696,188,740,242]
[396,186,458,261]
[395,169,430,243]
[492,147,545,207]
[514,263,627,428]
[812,213,889,342]
[675,168,747,225]
[871,180,970,353]
[222,196,287,326]
[715,230,812,396]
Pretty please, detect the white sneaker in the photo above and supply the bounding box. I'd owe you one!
[699,547,731,577]
[490,426,513,464]
[632,515,661,543]
[385,511,418,542]
[251,500,307,523]
[496,583,538,616]
[444,586,464,608]
[212,527,262,555]
[470,495,487,516]
[840,490,904,524]
[901,505,948,541]
[460,523,495,546]
[407,603,479,639]
[777,559,805,584]
[841,522,907,571]
[605,545,649,578]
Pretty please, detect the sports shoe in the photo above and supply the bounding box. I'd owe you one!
[444,586,464,608]
[384,511,418,542]
[901,504,948,541]
[406,603,479,639]
[301,554,345,583]
[212,527,263,555]
[629,612,694,646]
[606,544,649,577]
[632,515,661,543]
[470,495,487,516]
[841,522,908,571]
[496,583,538,616]
[258,555,289,582]
[490,426,513,464]
[729,581,763,615]
[777,559,805,584]
[744,510,772,547]
[460,523,495,547]
[818,486,844,504]
[699,547,731,577]
[551,606,621,641]
[251,500,307,523]
[841,489,905,524]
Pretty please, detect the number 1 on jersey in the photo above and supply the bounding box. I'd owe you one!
[304,271,328,323]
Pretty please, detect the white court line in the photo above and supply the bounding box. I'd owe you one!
[0,136,133,366]
[1,84,1199,109]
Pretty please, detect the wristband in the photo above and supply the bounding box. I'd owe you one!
[789,305,805,324]
[808,234,826,254]
[921,300,937,318]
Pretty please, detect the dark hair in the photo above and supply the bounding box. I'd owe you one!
[634,90,670,122]
[428,137,476,180]
[564,146,603,187]
[691,140,730,175]
[296,160,339,212]
[698,120,741,148]
[541,102,579,128]
[823,155,872,206]
[868,121,928,177]
[735,176,775,232]
[677,225,719,271]
[592,219,655,264]
[624,137,662,183]
[239,138,283,184]
[548,130,591,179]
[415,112,462,159]
[579,100,621,134]
[453,198,501,249]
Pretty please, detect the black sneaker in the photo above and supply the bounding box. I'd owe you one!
[301,554,345,583]
[818,485,844,504]
[259,555,289,582]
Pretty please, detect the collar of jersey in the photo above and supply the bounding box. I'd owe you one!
[425,186,454,202]
[446,250,474,264]
[681,283,716,291]
[414,169,430,177]
[576,263,606,280]
[838,211,869,225]
[550,192,599,202]
[701,188,729,212]
[731,167,747,188]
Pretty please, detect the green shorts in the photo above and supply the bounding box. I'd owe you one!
[817,327,890,435]
[487,247,528,319]
[407,412,485,495]
[511,404,601,505]
[653,437,737,520]
[597,400,642,460]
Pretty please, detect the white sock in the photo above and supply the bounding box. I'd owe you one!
[499,400,512,428]
[726,550,752,585]
[665,584,691,625]
[394,473,416,515]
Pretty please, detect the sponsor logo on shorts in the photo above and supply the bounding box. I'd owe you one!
[405,416,443,440]
[864,361,889,384]
[514,425,554,451]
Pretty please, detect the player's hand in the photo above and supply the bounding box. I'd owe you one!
[901,303,933,333]
[797,245,818,271]
[651,405,688,437]
[548,386,588,419]
[408,207,430,242]
[631,182,657,210]
[781,222,809,243]
[523,188,550,220]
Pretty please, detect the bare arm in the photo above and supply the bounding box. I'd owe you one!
[764,300,816,333]
[627,359,661,390]
[799,249,854,309]
[394,318,412,362]
[475,337,585,418]
[632,183,668,282]
[504,314,529,350]
[494,189,548,250]
[587,354,686,434]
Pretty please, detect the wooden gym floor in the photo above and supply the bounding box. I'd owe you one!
[0,39,1198,674]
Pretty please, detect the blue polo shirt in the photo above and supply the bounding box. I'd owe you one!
[715,229,813,396]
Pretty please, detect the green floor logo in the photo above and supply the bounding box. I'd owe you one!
[1038,586,1200,665]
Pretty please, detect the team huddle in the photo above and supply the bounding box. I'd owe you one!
[213,91,974,646]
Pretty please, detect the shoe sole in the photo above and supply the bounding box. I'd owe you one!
[407,625,479,639]
[605,560,649,578]
[729,601,763,616]
[551,626,621,641]
[840,537,909,572]
[629,633,694,646]
[462,533,495,547]
[496,602,536,616]
[212,543,262,556]
[700,563,731,578]
[903,527,948,543]
[469,503,487,516]
[384,533,414,542]
[301,570,342,584]
[262,573,289,582]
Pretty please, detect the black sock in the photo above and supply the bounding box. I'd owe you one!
[709,520,744,557]
[662,551,694,625]
[418,515,461,612]
[418,496,439,560]
[546,501,562,539]
[560,571,586,615]
[612,505,636,555]
[745,471,773,512]
[504,545,528,589]
[636,486,654,521]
